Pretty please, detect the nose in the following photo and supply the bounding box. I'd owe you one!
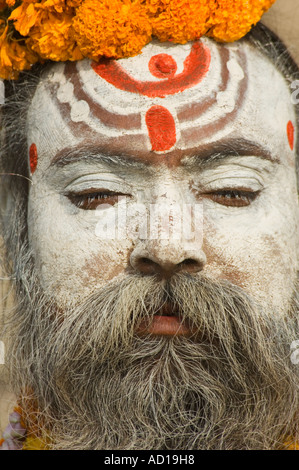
[130,242,206,278]
[129,180,206,277]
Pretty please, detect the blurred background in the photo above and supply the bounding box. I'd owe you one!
[263,0,299,66]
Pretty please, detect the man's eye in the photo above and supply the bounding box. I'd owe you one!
[205,190,260,207]
[67,191,128,210]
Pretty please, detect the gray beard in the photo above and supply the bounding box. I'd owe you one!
[5,259,299,450]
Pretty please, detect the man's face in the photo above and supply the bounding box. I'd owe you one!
[10,38,299,450]
[27,38,299,321]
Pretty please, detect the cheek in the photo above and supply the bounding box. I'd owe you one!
[203,208,298,310]
[80,242,131,287]
[31,232,131,305]
[28,190,132,305]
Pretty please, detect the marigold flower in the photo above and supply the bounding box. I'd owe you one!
[0,0,9,9]
[8,0,79,39]
[0,20,38,79]
[26,11,83,61]
[22,435,49,450]
[36,0,78,14]
[42,0,70,12]
[66,0,82,7]
[146,0,211,44]
[9,1,42,37]
[282,435,299,450]
[72,0,152,59]
[0,0,16,8]
[207,0,276,42]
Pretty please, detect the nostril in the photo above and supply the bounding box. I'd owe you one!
[140,257,155,265]
[134,257,161,274]
[180,259,196,266]
[177,258,203,273]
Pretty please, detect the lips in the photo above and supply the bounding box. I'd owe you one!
[135,302,194,337]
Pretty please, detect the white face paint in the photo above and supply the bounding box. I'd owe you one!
[27,37,299,316]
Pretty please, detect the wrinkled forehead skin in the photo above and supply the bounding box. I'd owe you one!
[28,37,296,166]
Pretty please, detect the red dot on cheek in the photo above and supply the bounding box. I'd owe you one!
[287,120,295,151]
[29,143,38,174]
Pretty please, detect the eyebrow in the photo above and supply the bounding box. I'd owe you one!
[181,138,278,168]
[50,138,278,171]
[50,146,149,171]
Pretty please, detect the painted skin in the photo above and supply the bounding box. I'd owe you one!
[27,38,299,336]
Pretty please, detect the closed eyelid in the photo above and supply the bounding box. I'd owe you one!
[190,179,264,193]
[202,189,261,208]
[66,189,131,210]
[64,178,132,191]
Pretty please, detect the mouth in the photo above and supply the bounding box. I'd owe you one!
[135,301,195,337]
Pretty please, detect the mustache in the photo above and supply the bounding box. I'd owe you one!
[40,272,283,368]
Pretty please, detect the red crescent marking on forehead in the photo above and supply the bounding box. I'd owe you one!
[92,42,211,98]
[287,120,295,151]
[29,143,38,173]
[148,54,177,79]
[145,106,176,152]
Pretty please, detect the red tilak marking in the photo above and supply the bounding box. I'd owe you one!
[148,54,177,79]
[287,120,295,150]
[145,106,176,152]
[92,42,211,98]
[29,143,38,173]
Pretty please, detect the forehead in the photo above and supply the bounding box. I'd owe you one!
[27,38,296,165]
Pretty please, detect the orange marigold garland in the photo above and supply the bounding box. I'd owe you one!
[146,0,211,44]
[26,10,83,61]
[8,0,82,60]
[206,0,276,42]
[0,0,277,79]
[0,19,38,79]
[72,0,152,59]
